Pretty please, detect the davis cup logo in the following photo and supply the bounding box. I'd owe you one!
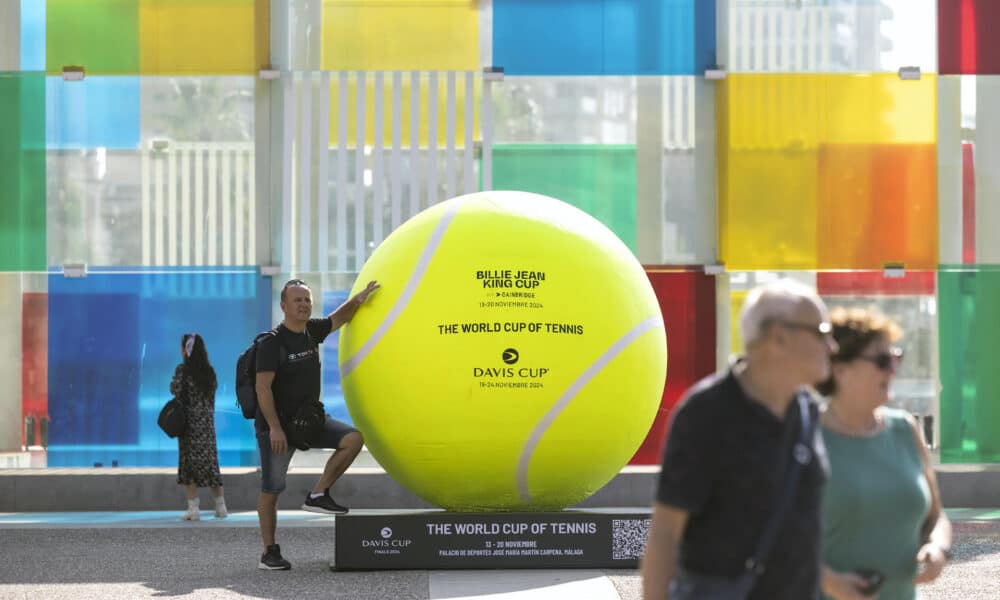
[380,527,393,539]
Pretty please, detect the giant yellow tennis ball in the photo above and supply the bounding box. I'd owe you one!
[339,191,666,511]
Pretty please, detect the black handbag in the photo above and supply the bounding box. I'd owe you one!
[157,397,187,439]
[284,399,326,450]
[668,393,816,600]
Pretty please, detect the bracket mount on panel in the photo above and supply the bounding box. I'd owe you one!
[704,67,727,81]
[260,265,281,276]
[63,263,87,278]
[898,66,921,81]
[62,66,85,82]
[259,67,281,80]
[483,66,505,82]
[704,263,726,275]
[883,262,906,278]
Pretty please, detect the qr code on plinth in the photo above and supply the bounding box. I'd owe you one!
[611,518,651,560]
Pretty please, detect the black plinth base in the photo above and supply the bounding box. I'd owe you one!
[331,508,651,570]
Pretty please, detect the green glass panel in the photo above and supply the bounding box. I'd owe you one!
[46,0,139,74]
[939,266,1000,463]
[0,73,46,271]
[490,144,637,252]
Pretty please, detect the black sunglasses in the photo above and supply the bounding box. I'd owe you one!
[857,347,904,371]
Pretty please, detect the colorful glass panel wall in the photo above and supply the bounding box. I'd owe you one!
[322,0,479,71]
[629,269,716,465]
[46,0,264,75]
[938,267,1000,462]
[46,77,141,149]
[493,0,715,75]
[139,0,265,74]
[46,0,139,74]
[46,268,270,466]
[0,72,46,271]
[719,74,937,270]
[490,144,638,252]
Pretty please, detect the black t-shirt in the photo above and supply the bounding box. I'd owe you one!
[255,318,333,431]
[656,367,829,600]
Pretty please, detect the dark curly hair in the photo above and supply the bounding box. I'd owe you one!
[815,307,902,396]
[181,333,217,395]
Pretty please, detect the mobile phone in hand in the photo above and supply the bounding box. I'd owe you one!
[854,568,885,595]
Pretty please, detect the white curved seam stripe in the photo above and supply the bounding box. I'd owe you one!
[340,201,461,377]
[516,316,663,503]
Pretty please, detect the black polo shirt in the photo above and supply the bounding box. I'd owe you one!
[254,318,333,431]
[656,367,828,600]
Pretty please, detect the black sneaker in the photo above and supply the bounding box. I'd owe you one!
[258,544,291,570]
[301,491,349,515]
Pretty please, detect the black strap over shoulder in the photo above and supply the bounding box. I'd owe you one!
[741,392,815,581]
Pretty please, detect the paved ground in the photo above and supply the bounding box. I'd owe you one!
[0,509,997,599]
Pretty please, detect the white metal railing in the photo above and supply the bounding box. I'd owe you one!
[141,141,256,267]
[283,70,491,273]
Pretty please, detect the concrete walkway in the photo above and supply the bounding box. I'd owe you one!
[0,509,997,599]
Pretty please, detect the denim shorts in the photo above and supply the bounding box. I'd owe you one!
[257,415,360,494]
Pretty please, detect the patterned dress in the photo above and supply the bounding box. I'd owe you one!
[171,364,222,487]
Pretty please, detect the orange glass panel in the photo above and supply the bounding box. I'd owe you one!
[817,144,938,269]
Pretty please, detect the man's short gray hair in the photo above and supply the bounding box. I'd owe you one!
[739,279,826,350]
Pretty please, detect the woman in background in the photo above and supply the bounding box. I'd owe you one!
[819,307,951,599]
[172,333,227,520]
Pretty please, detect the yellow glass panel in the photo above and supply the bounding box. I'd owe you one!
[322,0,479,71]
[139,0,265,74]
[720,149,819,270]
[329,74,480,149]
[825,75,936,144]
[719,74,937,270]
[723,74,825,151]
[730,290,748,356]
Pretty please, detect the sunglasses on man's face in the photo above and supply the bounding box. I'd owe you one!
[857,347,904,371]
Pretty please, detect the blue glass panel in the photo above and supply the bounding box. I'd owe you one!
[493,0,715,75]
[46,76,140,149]
[322,289,352,426]
[20,0,46,71]
[47,267,271,467]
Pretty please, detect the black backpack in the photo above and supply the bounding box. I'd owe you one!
[235,330,282,419]
[157,396,187,438]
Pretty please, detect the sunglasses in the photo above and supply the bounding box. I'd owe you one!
[857,347,904,371]
[773,320,833,340]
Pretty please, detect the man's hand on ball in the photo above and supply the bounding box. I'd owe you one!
[354,280,380,304]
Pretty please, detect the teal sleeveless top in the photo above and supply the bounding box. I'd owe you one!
[821,408,931,600]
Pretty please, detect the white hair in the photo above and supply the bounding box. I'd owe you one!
[739,278,827,350]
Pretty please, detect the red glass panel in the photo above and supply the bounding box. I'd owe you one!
[817,272,935,296]
[939,0,1000,74]
[629,269,717,465]
[22,293,48,447]
[963,142,976,264]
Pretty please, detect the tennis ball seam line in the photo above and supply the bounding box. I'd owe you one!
[340,200,461,377]
[515,315,664,504]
